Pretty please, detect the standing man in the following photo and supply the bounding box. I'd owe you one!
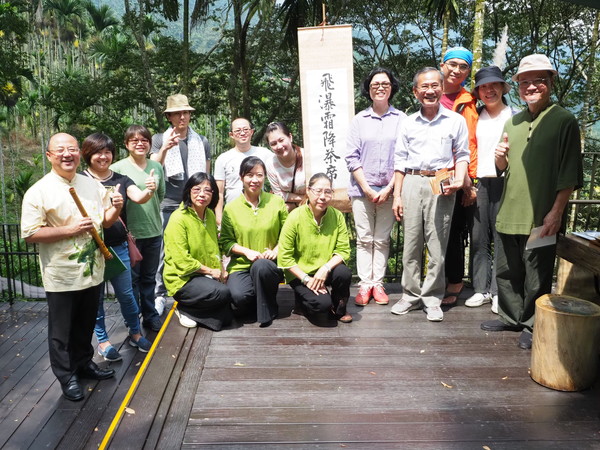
[21,133,120,401]
[213,117,272,225]
[439,46,479,306]
[151,94,211,314]
[481,54,583,349]
[391,68,470,322]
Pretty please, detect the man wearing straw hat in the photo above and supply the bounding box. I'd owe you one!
[151,94,211,315]
[480,54,583,349]
[21,133,121,401]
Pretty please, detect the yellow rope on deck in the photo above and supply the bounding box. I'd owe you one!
[99,301,177,450]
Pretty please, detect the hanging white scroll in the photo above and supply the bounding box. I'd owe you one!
[298,25,354,212]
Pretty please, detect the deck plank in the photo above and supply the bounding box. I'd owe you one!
[1,283,599,448]
[107,314,191,449]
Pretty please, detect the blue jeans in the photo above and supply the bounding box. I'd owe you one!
[95,241,141,343]
[131,235,162,323]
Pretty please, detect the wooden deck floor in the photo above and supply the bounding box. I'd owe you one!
[1,285,599,449]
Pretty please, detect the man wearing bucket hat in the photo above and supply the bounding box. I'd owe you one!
[480,54,583,349]
[464,66,515,313]
[20,133,121,400]
[151,94,212,315]
[439,46,479,307]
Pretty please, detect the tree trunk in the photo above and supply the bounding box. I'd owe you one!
[228,0,243,119]
[124,0,165,129]
[470,0,485,89]
[182,0,190,95]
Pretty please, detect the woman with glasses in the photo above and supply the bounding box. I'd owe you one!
[81,133,156,361]
[278,173,352,324]
[111,125,166,332]
[163,173,233,330]
[220,156,288,327]
[264,122,305,212]
[346,67,406,307]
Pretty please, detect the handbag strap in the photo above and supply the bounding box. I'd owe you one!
[118,216,132,235]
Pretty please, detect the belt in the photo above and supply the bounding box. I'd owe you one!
[404,168,437,177]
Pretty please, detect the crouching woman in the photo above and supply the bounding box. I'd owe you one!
[163,173,233,330]
[277,173,353,323]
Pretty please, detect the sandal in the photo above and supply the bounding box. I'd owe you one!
[337,313,353,323]
[331,298,352,323]
[442,284,463,306]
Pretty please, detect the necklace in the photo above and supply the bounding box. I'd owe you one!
[86,169,113,182]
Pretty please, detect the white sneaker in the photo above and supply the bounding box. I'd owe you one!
[464,292,492,308]
[425,305,443,322]
[155,296,166,316]
[491,295,499,314]
[175,309,197,328]
[390,299,420,315]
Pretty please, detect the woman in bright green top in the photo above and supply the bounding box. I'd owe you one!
[278,173,353,323]
[163,173,233,331]
[220,156,288,327]
[111,125,166,332]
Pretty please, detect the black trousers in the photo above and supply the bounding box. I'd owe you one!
[290,264,352,316]
[227,259,283,324]
[174,275,233,331]
[46,284,102,384]
[445,191,475,284]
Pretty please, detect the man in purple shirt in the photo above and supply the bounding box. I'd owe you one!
[391,67,469,322]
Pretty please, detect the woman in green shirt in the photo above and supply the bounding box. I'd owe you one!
[278,173,353,323]
[111,125,166,332]
[220,156,288,327]
[163,173,233,331]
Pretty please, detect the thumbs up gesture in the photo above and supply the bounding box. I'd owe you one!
[111,183,123,209]
[495,132,509,171]
[145,169,157,192]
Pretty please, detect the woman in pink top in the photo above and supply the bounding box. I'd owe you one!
[264,122,306,212]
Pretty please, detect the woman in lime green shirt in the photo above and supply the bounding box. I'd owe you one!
[220,156,288,327]
[163,173,233,331]
[278,173,353,323]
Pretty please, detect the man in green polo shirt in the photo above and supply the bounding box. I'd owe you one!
[480,54,583,349]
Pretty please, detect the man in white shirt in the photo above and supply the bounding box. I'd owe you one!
[213,117,272,224]
[391,67,470,322]
[21,133,121,401]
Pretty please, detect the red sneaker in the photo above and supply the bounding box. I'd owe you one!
[354,286,372,306]
[373,285,389,305]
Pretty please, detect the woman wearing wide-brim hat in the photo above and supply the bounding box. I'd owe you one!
[464,66,516,313]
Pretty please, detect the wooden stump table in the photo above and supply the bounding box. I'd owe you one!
[531,294,600,391]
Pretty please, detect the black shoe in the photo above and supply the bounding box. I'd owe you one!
[61,376,84,401]
[481,319,522,332]
[143,317,163,332]
[518,331,533,349]
[78,361,115,380]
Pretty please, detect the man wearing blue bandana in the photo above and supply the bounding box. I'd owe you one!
[439,46,478,307]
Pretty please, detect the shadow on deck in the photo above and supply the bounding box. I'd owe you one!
[1,285,599,449]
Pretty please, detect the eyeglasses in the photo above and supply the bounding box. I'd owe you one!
[128,138,149,145]
[518,78,548,89]
[191,187,213,195]
[48,147,79,155]
[416,83,441,92]
[370,81,391,90]
[309,187,334,197]
[232,127,253,136]
[445,61,470,72]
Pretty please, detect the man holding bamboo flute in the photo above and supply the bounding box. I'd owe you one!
[20,132,122,401]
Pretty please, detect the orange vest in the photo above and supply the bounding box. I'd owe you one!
[452,88,478,179]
